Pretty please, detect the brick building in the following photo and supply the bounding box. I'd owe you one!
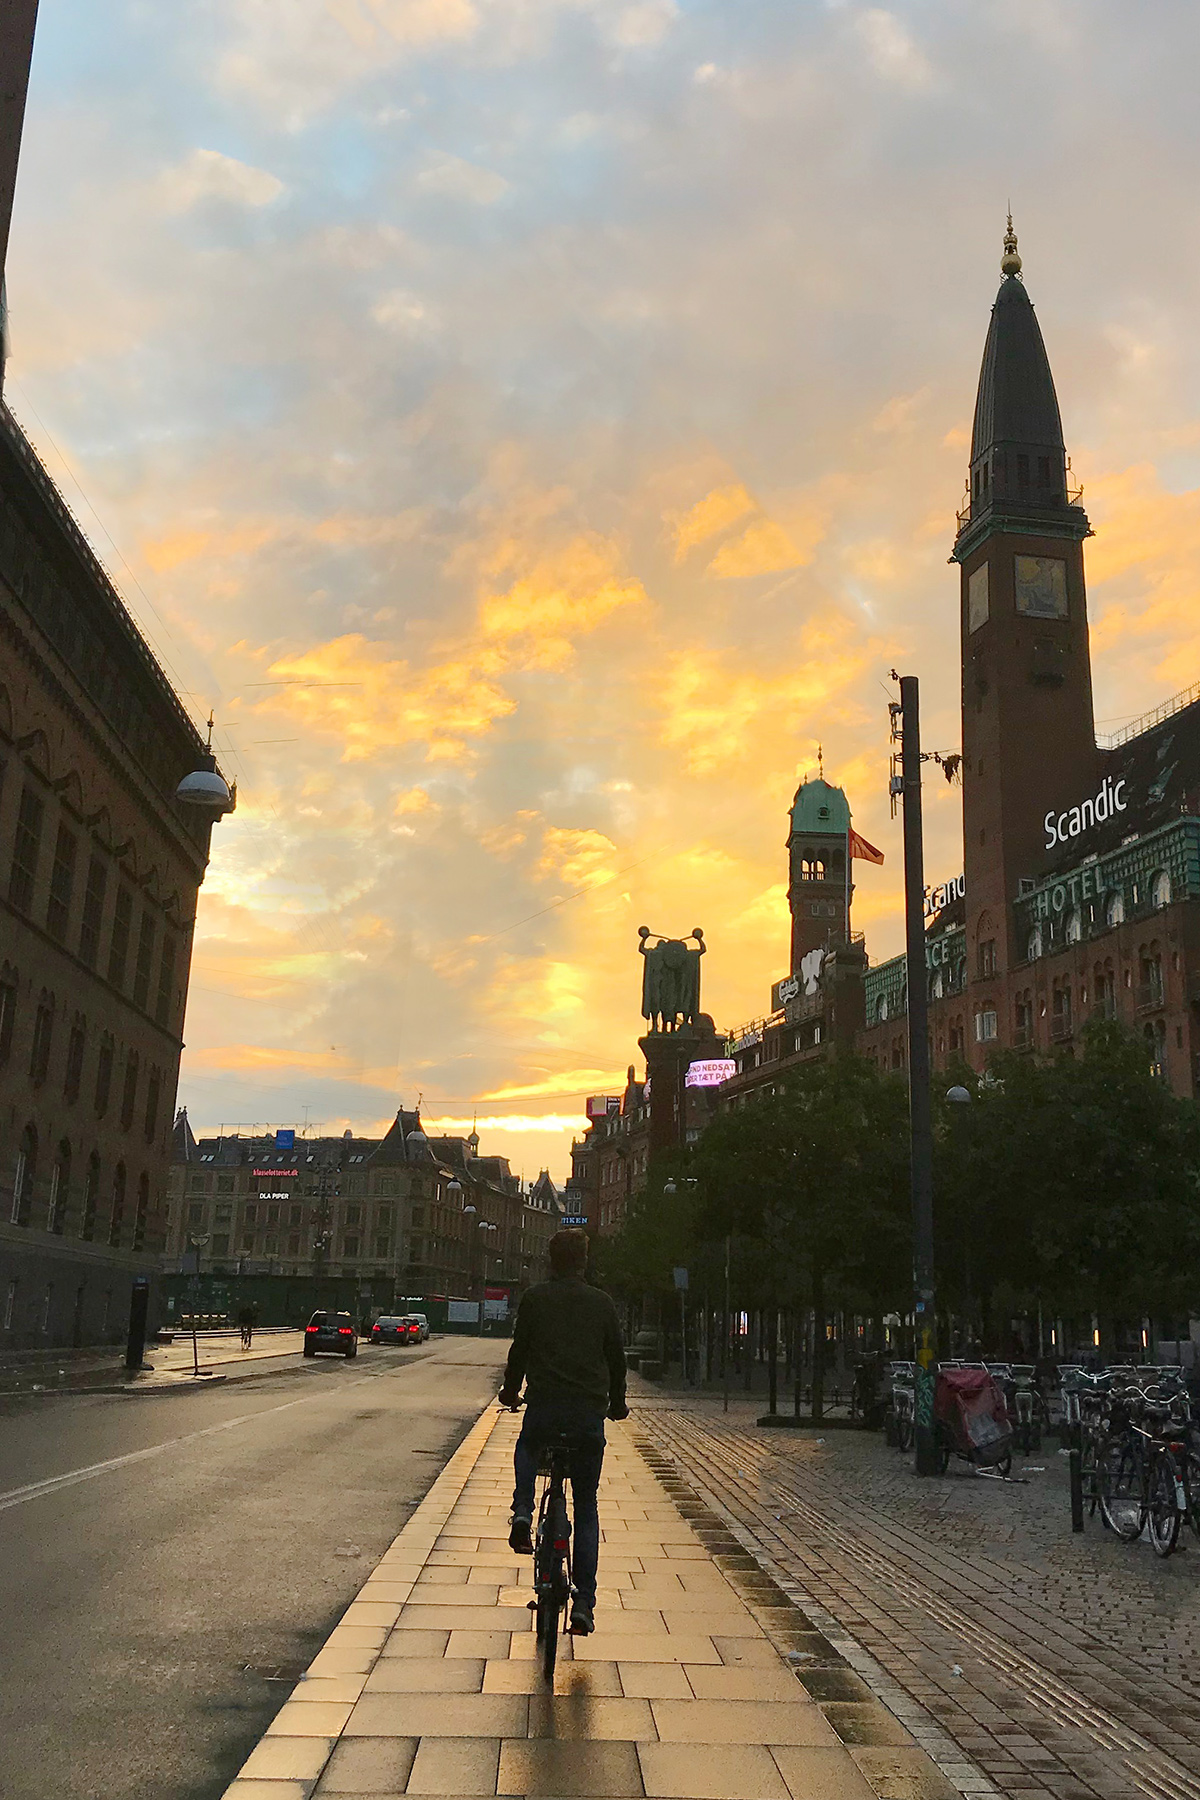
[0,409,230,1351]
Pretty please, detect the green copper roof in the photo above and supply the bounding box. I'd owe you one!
[789,777,850,836]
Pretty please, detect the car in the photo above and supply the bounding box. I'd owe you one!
[303,1309,358,1358]
[370,1314,419,1345]
[407,1312,430,1341]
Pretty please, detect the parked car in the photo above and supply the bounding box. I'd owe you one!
[303,1310,358,1358]
[371,1315,419,1345]
[407,1312,430,1341]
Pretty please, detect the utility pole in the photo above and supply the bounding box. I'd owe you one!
[895,674,938,1475]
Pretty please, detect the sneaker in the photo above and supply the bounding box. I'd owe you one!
[508,1515,533,1554]
[569,1600,595,1635]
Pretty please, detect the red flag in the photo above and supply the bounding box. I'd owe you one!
[848,827,884,866]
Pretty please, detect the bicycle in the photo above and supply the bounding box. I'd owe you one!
[1096,1378,1192,1557]
[531,1430,583,1682]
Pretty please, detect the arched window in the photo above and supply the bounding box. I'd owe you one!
[1027,925,1043,961]
[48,1140,70,1235]
[108,1163,126,1249]
[930,968,944,999]
[0,962,17,1064]
[875,994,888,1023]
[10,1123,37,1226]
[64,1012,86,1104]
[81,1153,100,1242]
[1151,870,1171,910]
[133,1172,150,1252]
[144,1069,161,1144]
[1064,909,1082,945]
[94,1036,114,1117]
[801,857,827,882]
[1106,891,1125,927]
[28,989,54,1087]
[1145,1018,1167,1078]
[119,1051,139,1131]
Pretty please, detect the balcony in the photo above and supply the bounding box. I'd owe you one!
[1137,982,1165,1014]
[1050,1014,1073,1043]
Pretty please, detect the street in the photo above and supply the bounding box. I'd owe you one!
[0,1334,508,1800]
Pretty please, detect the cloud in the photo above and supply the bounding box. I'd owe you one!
[707,517,811,578]
[415,153,509,205]
[158,148,284,211]
[669,484,757,560]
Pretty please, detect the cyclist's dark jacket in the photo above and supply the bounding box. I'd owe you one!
[502,1276,626,1413]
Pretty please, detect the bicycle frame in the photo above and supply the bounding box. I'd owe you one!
[532,1439,575,1682]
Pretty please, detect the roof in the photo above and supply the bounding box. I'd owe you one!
[789,778,850,838]
[970,274,1064,463]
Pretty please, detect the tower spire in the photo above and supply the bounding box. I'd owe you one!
[1001,210,1022,278]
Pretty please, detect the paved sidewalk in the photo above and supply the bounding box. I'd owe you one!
[637,1393,1200,1800]
[220,1404,962,1799]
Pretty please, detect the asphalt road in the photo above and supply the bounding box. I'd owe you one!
[0,1334,509,1800]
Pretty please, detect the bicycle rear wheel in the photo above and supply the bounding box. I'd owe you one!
[536,1586,560,1681]
[1097,1435,1144,1541]
[1148,1451,1182,1558]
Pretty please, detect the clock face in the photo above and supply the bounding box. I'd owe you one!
[1014,555,1068,619]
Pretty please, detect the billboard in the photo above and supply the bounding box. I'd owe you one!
[586,1096,620,1120]
[684,1059,736,1089]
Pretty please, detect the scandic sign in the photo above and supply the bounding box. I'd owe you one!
[1044,776,1128,850]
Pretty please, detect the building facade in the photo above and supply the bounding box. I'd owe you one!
[0,408,228,1351]
[165,1109,560,1310]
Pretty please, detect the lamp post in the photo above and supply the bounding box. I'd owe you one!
[186,1232,209,1377]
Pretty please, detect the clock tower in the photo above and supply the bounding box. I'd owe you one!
[951,222,1097,1050]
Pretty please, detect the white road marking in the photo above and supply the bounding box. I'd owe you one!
[0,1368,399,1512]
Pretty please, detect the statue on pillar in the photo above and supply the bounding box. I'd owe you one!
[638,926,705,1033]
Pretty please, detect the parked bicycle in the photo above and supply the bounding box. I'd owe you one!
[1097,1372,1198,1557]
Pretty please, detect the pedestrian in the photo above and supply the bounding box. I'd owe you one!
[238,1303,255,1350]
[498,1229,628,1637]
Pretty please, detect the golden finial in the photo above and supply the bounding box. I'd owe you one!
[1001,209,1022,277]
[817,742,824,780]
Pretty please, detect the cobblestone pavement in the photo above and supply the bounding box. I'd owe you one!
[220,1403,964,1799]
[631,1390,1200,1800]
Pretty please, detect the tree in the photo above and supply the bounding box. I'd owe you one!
[692,1054,911,1413]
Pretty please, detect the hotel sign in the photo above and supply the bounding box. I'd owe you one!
[1044,775,1128,850]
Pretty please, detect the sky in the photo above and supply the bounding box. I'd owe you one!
[10,0,1200,1180]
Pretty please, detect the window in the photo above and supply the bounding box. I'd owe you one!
[1140,953,1165,1009]
[215,1202,232,1222]
[1037,454,1051,486]
[289,1204,302,1225]
[977,939,997,978]
[64,1013,85,1104]
[375,1235,390,1258]
[1064,909,1082,945]
[1014,996,1033,1045]
[212,1234,230,1257]
[974,1008,997,1043]
[133,1173,150,1252]
[144,1069,160,1142]
[79,855,107,967]
[288,1234,300,1256]
[216,1174,234,1193]
[10,1124,36,1225]
[81,1154,100,1241]
[243,1205,257,1224]
[343,1235,360,1257]
[1017,452,1029,485]
[1106,891,1125,927]
[28,991,54,1086]
[267,1204,280,1226]
[967,563,989,632]
[1093,965,1117,1020]
[1146,1018,1167,1079]
[108,1163,126,1247]
[132,912,156,1011]
[345,1205,361,1225]
[94,1036,114,1117]
[108,888,133,988]
[241,1232,255,1252]
[119,1052,140,1130]
[9,786,44,913]
[47,1142,70,1234]
[46,824,77,940]
[0,967,15,1064]
[1026,925,1043,961]
[156,933,176,1028]
[800,857,827,882]
[187,1201,205,1225]
[1151,870,1171,910]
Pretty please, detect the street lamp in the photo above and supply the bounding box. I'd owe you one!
[475,1219,497,1334]
[186,1232,210,1378]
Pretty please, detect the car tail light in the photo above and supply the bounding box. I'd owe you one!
[338,1327,352,1335]
[305,1326,318,1334]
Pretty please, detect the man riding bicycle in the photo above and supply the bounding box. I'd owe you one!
[498,1228,628,1637]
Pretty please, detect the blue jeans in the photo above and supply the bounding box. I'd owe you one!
[513,1401,606,1608]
